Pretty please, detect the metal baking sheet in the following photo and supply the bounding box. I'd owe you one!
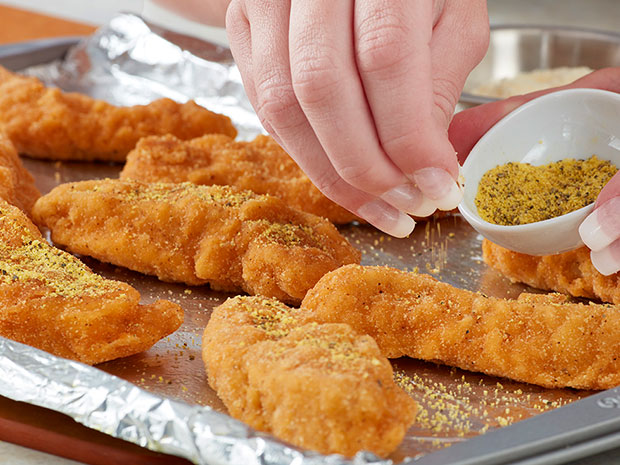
[17,157,590,463]
[0,14,605,465]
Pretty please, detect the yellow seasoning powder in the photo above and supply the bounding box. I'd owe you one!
[475,155,617,226]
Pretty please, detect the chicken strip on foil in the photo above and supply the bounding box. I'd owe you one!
[483,238,619,305]
[120,133,359,224]
[301,264,620,390]
[0,65,236,161]
[33,179,360,304]
[203,295,417,457]
[0,199,182,364]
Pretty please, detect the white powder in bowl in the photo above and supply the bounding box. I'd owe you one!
[472,66,593,98]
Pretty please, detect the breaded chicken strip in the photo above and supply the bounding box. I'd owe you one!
[0,132,40,215]
[203,296,417,457]
[0,66,236,161]
[120,134,358,224]
[483,239,620,304]
[33,179,360,304]
[0,199,182,364]
[301,264,620,390]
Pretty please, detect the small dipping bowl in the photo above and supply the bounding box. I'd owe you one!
[458,88,620,256]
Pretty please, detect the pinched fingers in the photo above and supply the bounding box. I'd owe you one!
[287,0,419,201]
[227,0,415,236]
[353,0,488,214]
[579,173,620,276]
[227,0,489,235]
[354,0,444,215]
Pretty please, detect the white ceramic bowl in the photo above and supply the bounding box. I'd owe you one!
[458,88,620,256]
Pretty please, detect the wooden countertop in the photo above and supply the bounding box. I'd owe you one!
[0,4,95,45]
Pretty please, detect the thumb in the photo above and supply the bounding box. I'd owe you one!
[579,172,620,276]
[595,169,620,209]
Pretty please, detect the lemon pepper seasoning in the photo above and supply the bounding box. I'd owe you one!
[0,205,120,299]
[475,155,617,226]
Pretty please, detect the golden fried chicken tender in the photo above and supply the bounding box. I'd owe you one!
[483,239,620,304]
[0,66,236,161]
[120,134,359,224]
[203,295,417,457]
[0,199,183,364]
[0,132,40,215]
[33,179,360,304]
[301,264,620,390]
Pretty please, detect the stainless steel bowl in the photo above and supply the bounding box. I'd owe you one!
[460,25,620,106]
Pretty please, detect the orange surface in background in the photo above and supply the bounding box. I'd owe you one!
[0,4,95,45]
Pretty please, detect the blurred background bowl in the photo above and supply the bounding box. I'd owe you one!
[459,25,620,107]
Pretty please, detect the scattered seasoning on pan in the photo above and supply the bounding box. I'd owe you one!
[475,155,617,225]
[394,370,572,438]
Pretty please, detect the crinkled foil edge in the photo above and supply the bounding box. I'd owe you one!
[25,13,265,141]
[0,336,392,465]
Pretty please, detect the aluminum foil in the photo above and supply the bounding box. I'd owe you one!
[0,13,590,465]
[25,13,264,141]
[0,337,392,465]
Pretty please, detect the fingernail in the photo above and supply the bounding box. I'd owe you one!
[590,246,620,276]
[409,195,437,217]
[579,210,616,252]
[412,168,463,211]
[380,184,423,212]
[357,200,415,238]
[435,182,463,211]
[380,184,437,217]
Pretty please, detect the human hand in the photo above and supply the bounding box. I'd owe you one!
[449,67,620,275]
[226,0,489,237]
[579,172,620,275]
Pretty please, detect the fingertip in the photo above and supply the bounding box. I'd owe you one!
[580,210,609,252]
[411,167,463,211]
[435,181,463,211]
[389,214,416,238]
[579,197,620,251]
[408,195,437,217]
[357,200,415,238]
[590,243,620,276]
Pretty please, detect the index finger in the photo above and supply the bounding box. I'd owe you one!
[353,1,460,189]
